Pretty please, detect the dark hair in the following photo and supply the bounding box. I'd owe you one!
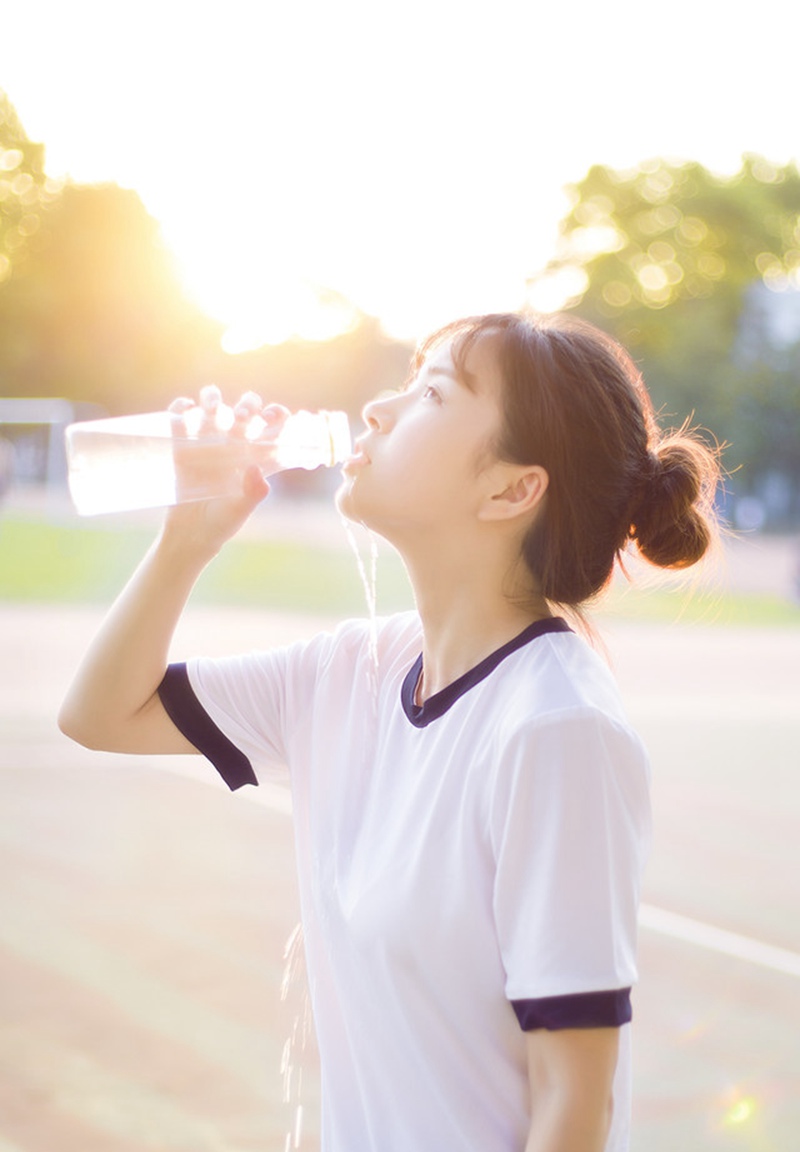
[416,311,721,611]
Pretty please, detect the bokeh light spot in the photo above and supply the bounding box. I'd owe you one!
[751,157,783,184]
[0,147,23,172]
[639,168,675,204]
[723,1095,758,1127]
[648,240,677,264]
[602,281,632,308]
[637,264,669,292]
[573,195,615,226]
[678,216,709,245]
[17,213,40,237]
[570,225,626,258]
[697,252,726,279]
[755,251,781,275]
[635,205,682,236]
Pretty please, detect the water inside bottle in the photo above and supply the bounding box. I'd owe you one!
[65,408,352,516]
[66,416,181,515]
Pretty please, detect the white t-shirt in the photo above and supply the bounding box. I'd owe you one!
[159,613,652,1152]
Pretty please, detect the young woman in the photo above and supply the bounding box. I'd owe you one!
[59,311,719,1152]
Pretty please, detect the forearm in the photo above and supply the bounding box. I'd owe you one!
[524,1027,618,1152]
[58,530,210,751]
[525,1087,613,1152]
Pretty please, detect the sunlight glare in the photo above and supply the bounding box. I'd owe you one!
[722,1094,758,1128]
[220,282,361,353]
[169,230,361,352]
[525,266,589,313]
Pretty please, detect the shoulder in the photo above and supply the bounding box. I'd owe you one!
[315,610,420,663]
[267,610,422,685]
[496,629,629,727]
[490,630,649,779]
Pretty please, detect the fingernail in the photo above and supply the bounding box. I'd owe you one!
[199,384,221,409]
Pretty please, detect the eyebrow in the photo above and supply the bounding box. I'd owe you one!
[404,356,476,393]
[428,363,477,391]
[403,363,458,392]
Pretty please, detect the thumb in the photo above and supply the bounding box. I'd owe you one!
[242,464,270,504]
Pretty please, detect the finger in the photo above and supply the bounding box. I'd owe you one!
[231,392,265,438]
[259,403,291,435]
[168,396,196,414]
[196,384,227,435]
[199,384,222,414]
[238,391,264,411]
[261,402,291,423]
[168,397,197,438]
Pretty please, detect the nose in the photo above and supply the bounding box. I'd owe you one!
[361,390,399,432]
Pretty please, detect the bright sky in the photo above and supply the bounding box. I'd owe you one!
[3,0,799,350]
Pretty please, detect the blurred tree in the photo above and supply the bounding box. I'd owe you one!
[0,180,223,410]
[215,313,413,422]
[0,89,415,465]
[530,156,800,520]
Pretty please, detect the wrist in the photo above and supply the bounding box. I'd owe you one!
[153,518,221,573]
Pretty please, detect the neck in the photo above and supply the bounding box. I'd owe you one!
[399,530,551,702]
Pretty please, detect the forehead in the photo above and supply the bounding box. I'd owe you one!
[422,332,503,396]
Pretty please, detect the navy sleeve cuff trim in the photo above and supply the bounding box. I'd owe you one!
[157,663,258,792]
[512,988,632,1031]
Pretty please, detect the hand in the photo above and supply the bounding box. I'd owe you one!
[160,386,290,558]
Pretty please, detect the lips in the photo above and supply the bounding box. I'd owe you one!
[342,440,371,473]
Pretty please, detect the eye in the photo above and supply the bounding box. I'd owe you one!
[421,384,442,403]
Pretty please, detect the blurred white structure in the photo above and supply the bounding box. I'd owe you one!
[0,398,77,490]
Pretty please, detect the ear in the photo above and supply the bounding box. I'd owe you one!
[478,465,549,522]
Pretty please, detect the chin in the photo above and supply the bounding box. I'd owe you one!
[335,481,387,538]
[335,480,368,528]
[335,477,355,520]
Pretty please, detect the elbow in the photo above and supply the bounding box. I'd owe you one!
[58,699,102,749]
[57,703,86,746]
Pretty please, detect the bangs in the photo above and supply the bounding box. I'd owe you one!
[412,314,512,391]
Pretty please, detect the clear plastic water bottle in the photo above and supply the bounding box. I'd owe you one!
[65,402,352,516]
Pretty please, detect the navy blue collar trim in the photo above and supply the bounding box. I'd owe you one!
[401,616,572,729]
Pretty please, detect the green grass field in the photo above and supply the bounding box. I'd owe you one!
[2,513,799,626]
[0,514,415,614]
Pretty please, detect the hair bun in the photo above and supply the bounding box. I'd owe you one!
[631,434,717,570]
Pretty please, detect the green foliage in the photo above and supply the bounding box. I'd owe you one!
[208,315,413,423]
[0,181,224,411]
[533,156,800,518]
[0,93,412,423]
[545,156,800,333]
[0,89,59,288]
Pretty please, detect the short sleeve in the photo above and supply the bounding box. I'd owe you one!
[160,626,349,787]
[185,644,301,778]
[158,617,399,791]
[489,708,651,1009]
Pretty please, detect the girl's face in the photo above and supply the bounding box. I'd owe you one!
[336,336,508,542]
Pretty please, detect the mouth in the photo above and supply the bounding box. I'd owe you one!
[341,441,371,474]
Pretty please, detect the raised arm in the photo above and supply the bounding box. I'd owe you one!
[58,461,269,756]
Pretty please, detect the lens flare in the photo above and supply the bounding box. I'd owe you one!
[722,1092,758,1128]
